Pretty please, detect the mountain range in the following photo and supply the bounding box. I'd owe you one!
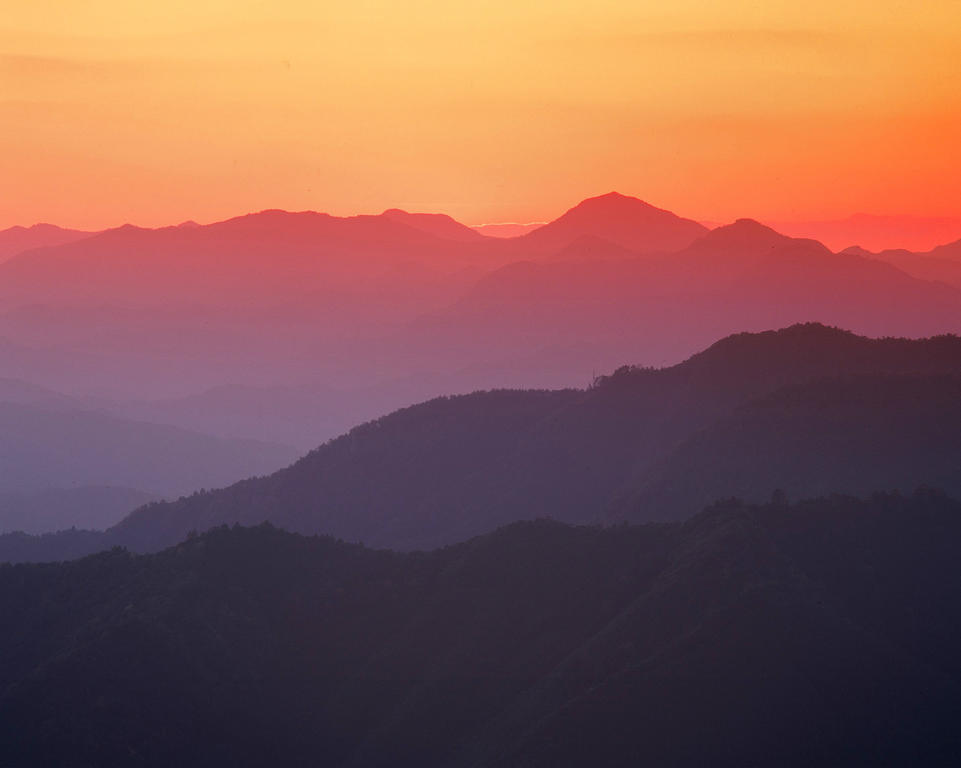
[771,213,961,252]
[2,490,959,766]
[5,322,961,560]
[842,240,961,288]
[0,223,94,263]
[506,191,708,254]
[3,192,961,538]
[5,193,961,766]
[0,400,298,535]
[3,193,959,406]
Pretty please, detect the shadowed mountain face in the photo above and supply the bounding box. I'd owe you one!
[2,491,960,767]
[620,374,961,521]
[8,323,961,561]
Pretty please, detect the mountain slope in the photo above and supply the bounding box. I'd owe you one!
[0,401,299,502]
[516,191,708,255]
[0,223,94,263]
[380,208,486,242]
[413,219,961,376]
[9,323,960,560]
[1,492,959,767]
[618,374,961,521]
[0,208,503,401]
[110,389,581,552]
[0,210,496,309]
[842,239,961,288]
[0,486,158,534]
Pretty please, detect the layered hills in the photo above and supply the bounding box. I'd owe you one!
[5,323,961,560]
[3,194,961,538]
[2,491,959,766]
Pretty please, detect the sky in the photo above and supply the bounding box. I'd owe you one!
[2,1,960,230]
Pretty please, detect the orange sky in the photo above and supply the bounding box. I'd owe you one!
[2,1,960,230]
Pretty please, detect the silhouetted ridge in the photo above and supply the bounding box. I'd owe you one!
[929,237,961,259]
[2,492,961,766]
[7,324,961,564]
[566,191,662,216]
[593,322,938,390]
[840,245,874,258]
[520,191,708,254]
[677,322,857,373]
[0,223,95,262]
[695,217,787,248]
[380,208,485,242]
[835,239,961,289]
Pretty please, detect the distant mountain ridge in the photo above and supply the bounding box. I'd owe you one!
[0,208,498,307]
[770,213,961,252]
[6,323,961,561]
[841,239,961,288]
[516,192,708,254]
[0,486,159,535]
[3,193,960,409]
[0,223,94,263]
[0,400,299,533]
[414,217,961,380]
[381,208,486,242]
[2,193,961,504]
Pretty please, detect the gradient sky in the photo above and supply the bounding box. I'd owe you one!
[2,1,960,229]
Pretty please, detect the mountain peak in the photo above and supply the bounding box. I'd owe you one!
[685,323,861,369]
[840,245,874,257]
[583,190,635,202]
[690,218,789,252]
[0,223,96,262]
[568,191,660,215]
[522,193,708,254]
[379,208,483,242]
[727,218,784,238]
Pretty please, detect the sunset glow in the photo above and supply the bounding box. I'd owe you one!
[2,0,960,229]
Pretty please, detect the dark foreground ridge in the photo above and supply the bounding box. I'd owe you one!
[1,490,960,767]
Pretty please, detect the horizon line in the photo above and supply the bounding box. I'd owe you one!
[6,195,961,236]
